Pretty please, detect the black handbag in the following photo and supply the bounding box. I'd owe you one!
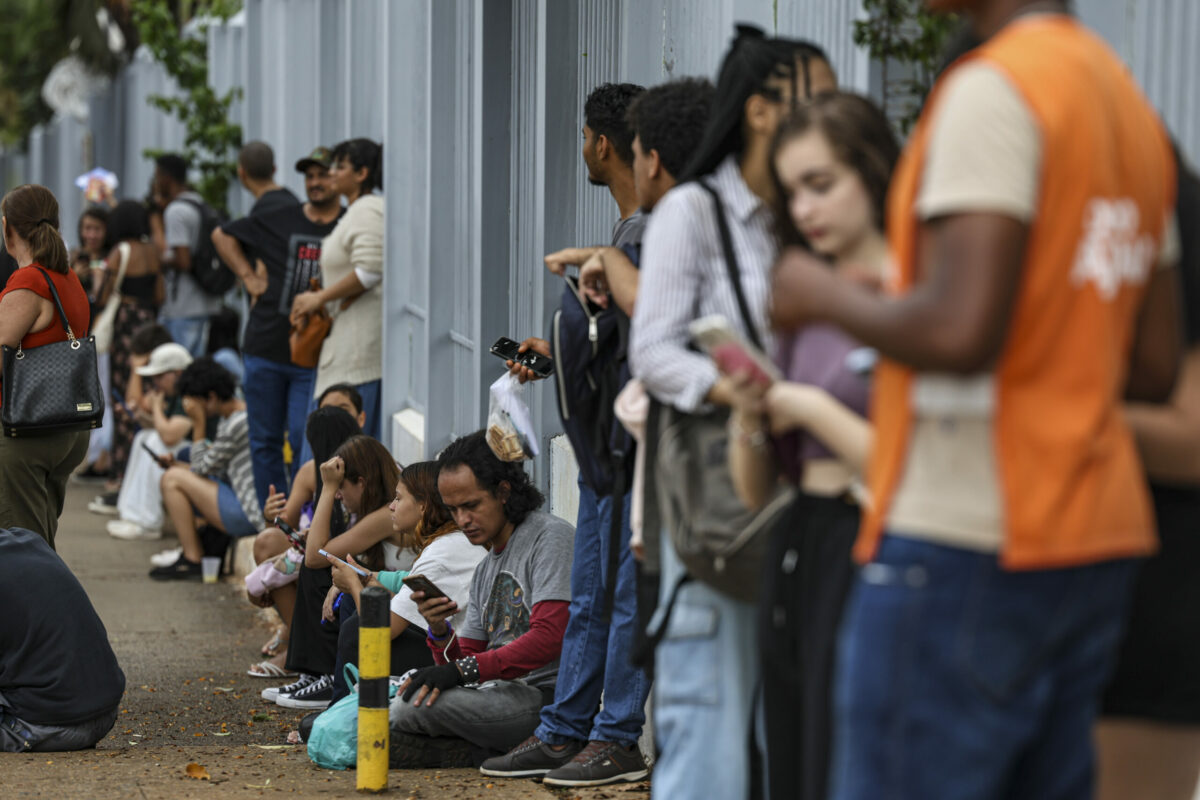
[1,267,104,437]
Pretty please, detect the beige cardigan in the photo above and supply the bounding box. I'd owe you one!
[314,193,385,396]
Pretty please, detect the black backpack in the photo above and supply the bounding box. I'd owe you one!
[178,197,236,295]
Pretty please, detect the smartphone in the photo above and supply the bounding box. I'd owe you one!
[141,441,169,467]
[490,336,555,378]
[689,315,780,386]
[274,517,305,551]
[318,548,369,578]
[401,573,449,600]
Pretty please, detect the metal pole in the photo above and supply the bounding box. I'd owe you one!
[356,586,390,792]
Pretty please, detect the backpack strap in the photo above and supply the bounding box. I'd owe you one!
[696,179,764,350]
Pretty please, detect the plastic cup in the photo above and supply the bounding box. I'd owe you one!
[201,557,221,584]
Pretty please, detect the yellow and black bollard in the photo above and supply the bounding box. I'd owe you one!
[357,586,390,792]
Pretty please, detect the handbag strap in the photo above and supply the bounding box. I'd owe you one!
[34,267,76,341]
[696,179,765,351]
[113,242,131,294]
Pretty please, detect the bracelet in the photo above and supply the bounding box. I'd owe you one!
[455,656,480,685]
[426,621,453,643]
[729,416,768,449]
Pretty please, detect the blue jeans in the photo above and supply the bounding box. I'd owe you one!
[535,482,650,748]
[242,353,315,508]
[161,316,209,358]
[298,379,381,465]
[650,525,760,800]
[830,535,1138,800]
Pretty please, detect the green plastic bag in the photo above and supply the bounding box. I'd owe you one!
[306,664,361,770]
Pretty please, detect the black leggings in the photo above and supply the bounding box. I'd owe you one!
[285,566,340,676]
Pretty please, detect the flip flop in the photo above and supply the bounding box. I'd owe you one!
[261,630,287,657]
[247,660,297,679]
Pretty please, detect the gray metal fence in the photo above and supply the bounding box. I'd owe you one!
[4,0,1198,502]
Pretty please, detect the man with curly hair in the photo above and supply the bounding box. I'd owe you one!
[388,431,574,768]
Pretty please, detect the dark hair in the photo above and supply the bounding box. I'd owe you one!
[331,138,383,194]
[105,199,149,244]
[584,82,645,165]
[238,140,276,182]
[130,322,172,356]
[177,356,236,402]
[335,435,402,571]
[2,184,69,274]
[206,307,240,355]
[683,25,832,180]
[306,405,362,533]
[154,153,189,186]
[77,205,109,253]
[436,430,544,525]
[399,461,456,555]
[626,78,716,179]
[770,92,900,248]
[318,382,364,414]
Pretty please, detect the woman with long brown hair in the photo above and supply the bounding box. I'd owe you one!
[0,185,93,548]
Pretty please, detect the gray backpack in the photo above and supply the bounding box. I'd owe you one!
[646,180,796,604]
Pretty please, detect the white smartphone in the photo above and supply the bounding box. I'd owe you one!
[318,549,369,578]
[688,315,781,385]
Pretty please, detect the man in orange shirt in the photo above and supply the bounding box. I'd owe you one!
[770,0,1181,797]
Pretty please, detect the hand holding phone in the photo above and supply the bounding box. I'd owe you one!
[402,573,449,601]
[275,517,305,551]
[491,336,554,381]
[689,315,780,388]
[141,441,173,468]
[319,548,369,578]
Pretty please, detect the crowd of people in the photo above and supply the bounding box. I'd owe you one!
[1,1,1198,798]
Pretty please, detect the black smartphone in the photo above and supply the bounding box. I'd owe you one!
[520,351,554,378]
[275,516,305,550]
[489,336,523,362]
[141,441,169,467]
[402,573,449,600]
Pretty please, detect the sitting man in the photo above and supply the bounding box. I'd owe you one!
[0,527,125,751]
[149,357,265,580]
[390,430,574,767]
[107,335,195,541]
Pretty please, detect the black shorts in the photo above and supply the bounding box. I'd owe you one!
[1102,483,1200,723]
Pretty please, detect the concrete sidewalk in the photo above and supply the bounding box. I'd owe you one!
[0,483,650,799]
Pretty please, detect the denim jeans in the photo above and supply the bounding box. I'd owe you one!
[650,525,760,800]
[390,679,545,755]
[297,379,381,466]
[830,535,1138,800]
[161,315,209,358]
[242,353,315,508]
[535,482,650,748]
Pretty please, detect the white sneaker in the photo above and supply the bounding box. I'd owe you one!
[149,547,184,567]
[107,520,163,540]
[262,673,317,704]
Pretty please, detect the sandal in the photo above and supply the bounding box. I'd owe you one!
[261,629,287,656]
[247,660,297,679]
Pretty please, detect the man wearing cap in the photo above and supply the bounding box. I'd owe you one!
[104,342,195,540]
[211,145,344,508]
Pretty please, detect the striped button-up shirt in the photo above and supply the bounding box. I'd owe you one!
[630,154,777,412]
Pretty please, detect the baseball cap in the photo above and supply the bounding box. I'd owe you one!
[295,146,333,173]
[136,343,193,377]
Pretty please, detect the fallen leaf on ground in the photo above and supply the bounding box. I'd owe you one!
[252,744,294,750]
[185,762,211,780]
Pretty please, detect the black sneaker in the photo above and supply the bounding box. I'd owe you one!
[479,735,583,778]
[389,730,477,769]
[542,740,650,787]
[87,491,120,516]
[148,553,202,581]
[261,673,317,704]
[276,674,334,709]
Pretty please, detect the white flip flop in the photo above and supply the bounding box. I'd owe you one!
[247,660,297,679]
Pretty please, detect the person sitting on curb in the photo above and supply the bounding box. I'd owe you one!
[0,527,125,752]
[388,430,574,768]
[149,357,264,580]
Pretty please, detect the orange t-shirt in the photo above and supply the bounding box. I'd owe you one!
[859,16,1176,569]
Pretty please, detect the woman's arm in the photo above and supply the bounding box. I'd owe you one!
[276,460,315,529]
[764,382,873,473]
[96,249,119,306]
[1125,346,1200,484]
[303,458,343,568]
[0,289,45,349]
[318,506,394,567]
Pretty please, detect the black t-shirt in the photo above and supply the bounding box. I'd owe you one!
[0,528,125,724]
[252,187,300,218]
[222,202,342,364]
